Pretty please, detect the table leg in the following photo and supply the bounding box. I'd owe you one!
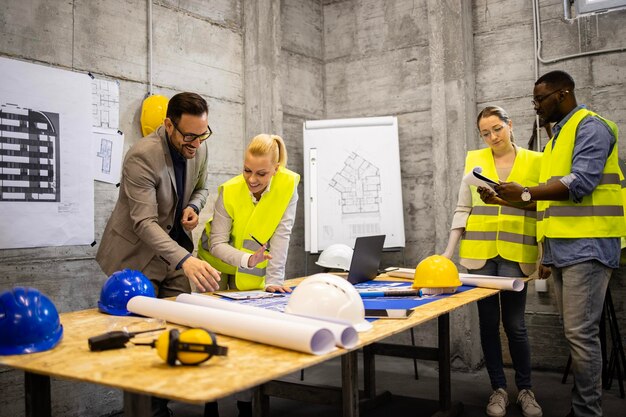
[25,372,50,417]
[253,385,270,417]
[438,314,451,410]
[433,313,463,417]
[123,391,152,417]
[363,345,376,398]
[342,351,359,417]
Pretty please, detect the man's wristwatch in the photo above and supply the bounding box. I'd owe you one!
[521,187,532,202]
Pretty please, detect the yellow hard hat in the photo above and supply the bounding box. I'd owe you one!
[412,255,461,295]
[140,94,169,137]
[153,328,228,366]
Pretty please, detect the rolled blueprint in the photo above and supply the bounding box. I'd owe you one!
[127,296,335,355]
[387,269,524,292]
[176,293,358,349]
[459,273,524,292]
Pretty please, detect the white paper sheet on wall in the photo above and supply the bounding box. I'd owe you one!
[91,78,120,130]
[0,57,94,249]
[92,128,124,184]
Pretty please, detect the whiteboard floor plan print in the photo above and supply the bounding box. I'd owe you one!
[0,103,60,202]
[329,152,381,214]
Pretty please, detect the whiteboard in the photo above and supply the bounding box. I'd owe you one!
[303,116,405,253]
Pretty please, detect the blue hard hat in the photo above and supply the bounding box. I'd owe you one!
[0,287,64,355]
[98,269,156,316]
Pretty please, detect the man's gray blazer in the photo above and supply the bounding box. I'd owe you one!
[96,125,209,281]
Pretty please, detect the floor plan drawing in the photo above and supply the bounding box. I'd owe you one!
[0,103,60,202]
[304,116,405,252]
[92,78,120,129]
[0,56,94,249]
[96,137,113,175]
[329,152,381,214]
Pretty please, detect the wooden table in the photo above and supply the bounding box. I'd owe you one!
[0,278,498,417]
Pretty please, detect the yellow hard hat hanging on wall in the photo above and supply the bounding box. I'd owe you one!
[140,94,169,137]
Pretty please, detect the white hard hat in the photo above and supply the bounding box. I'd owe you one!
[315,244,354,271]
[285,273,372,332]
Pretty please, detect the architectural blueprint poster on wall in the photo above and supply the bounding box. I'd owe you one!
[303,117,405,253]
[0,57,94,249]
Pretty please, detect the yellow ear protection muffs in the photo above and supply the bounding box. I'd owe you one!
[139,328,228,366]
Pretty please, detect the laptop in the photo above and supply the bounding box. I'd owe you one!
[347,235,386,284]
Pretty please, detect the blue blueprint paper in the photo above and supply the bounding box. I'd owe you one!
[213,282,474,315]
[355,282,473,310]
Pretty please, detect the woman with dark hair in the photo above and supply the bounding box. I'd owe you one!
[442,106,544,417]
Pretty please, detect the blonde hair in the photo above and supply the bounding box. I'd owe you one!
[246,134,288,167]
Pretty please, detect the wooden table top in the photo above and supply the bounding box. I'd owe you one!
[0,276,498,404]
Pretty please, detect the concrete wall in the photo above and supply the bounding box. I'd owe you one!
[0,1,244,416]
[1,0,626,416]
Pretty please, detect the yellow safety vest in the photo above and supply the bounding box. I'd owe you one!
[459,147,542,263]
[536,108,626,241]
[198,167,300,290]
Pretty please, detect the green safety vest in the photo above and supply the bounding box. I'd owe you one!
[536,108,626,241]
[459,147,542,263]
[197,167,300,290]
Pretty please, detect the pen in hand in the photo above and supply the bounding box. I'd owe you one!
[250,234,269,252]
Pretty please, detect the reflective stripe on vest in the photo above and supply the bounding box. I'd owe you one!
[459,147,542,263]
[536,109,626,240]
[197,167,300,290]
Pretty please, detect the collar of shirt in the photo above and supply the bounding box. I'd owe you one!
[551,104,587,141]
[166,133,187,166]
[249,176,273,204]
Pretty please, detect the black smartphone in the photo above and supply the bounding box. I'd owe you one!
[364,308,415,319]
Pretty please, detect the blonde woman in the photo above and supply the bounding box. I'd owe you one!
[198,134,299,293]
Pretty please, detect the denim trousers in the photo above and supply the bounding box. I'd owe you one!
[551,260,611,417]
[469,256,532,391]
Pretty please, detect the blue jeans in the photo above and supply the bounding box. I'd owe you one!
[469,256,531,390]
[551,260,611,417]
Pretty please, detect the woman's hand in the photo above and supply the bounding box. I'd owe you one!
[477,186,503,205]
[265,285,292,293]
[248,245,272,268]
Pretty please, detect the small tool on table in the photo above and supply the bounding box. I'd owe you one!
[358,290,422,298]
[88,327,166,351]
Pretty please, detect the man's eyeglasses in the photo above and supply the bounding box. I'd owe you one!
[531,89,563,107]
[172,121,213,143]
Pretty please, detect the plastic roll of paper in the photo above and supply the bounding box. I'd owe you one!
[176,293,358,349]
[127,296,335,355]
[459,273,524,292]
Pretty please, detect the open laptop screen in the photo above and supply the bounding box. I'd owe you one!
[347,235,386,284]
